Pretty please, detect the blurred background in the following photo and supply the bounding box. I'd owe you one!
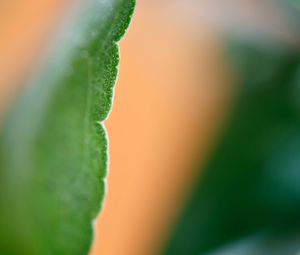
[1,1,300,255]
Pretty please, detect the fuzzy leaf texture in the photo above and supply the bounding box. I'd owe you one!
[0,0,135,254]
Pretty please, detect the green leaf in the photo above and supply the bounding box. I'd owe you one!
[164,32,300,255]
[0,0,135,254]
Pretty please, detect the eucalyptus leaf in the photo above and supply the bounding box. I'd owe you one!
[0,0,135,254]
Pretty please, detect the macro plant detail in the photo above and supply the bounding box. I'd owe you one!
[1,1,300,255]
[0,1,135,254]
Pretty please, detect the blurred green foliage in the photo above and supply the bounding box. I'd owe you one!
[165,5,300,255]
[0,0,135,254]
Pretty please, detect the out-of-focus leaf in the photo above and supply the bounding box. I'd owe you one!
[164,32,300,255]
[0,0,135,254]
[205,230,300,255]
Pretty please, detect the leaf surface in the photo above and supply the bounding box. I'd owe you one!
[0,0,135,254]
